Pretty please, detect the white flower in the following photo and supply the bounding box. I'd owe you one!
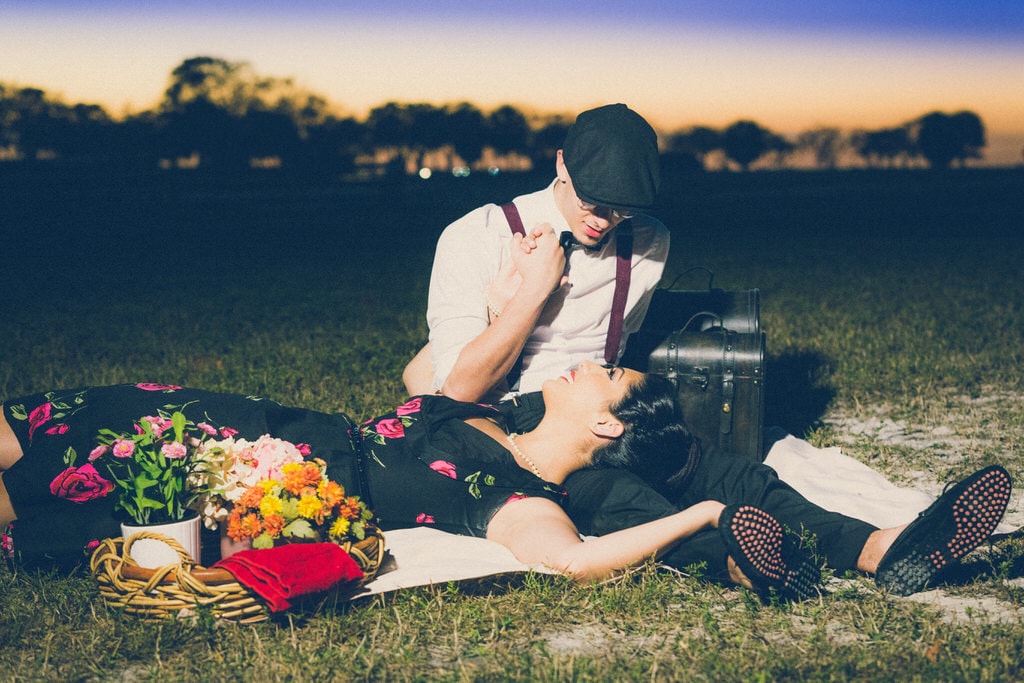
[190,434,307,529]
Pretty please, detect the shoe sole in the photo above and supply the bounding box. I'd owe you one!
[722,505,821,601]
[876,465,1012,596]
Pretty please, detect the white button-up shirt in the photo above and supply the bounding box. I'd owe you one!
[427,180,670,402]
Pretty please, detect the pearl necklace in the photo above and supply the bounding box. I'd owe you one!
[506,433,543,479]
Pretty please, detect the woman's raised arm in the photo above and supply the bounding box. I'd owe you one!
[485,496,725,582]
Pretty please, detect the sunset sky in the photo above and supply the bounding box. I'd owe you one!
[3,0,1022,164]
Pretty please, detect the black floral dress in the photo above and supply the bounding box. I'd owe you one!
[2,384,566,568]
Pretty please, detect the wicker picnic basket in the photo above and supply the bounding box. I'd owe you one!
[90,527,386,624]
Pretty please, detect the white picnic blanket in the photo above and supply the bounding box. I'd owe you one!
[354,437,1011,596]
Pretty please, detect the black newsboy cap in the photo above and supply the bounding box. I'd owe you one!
[562,103,660,214]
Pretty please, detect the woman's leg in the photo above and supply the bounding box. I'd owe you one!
[675,448,878,571]
[0,412,24,527]
[0,410,24,470]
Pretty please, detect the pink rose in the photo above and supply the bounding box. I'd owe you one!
[416,513,435,524]
[220,427,239,438]
[396,397,422,416]
[296,443,312,456]
[161,442,188,459]
[428,460,457,479]
[135,383,182,391]
[45,424,69,435]
[112,440,135,458]
[27,402,53,438]
[375,418,405,439]
[197,422,218,436]
[49,464,114,503]
[88,445,109,461]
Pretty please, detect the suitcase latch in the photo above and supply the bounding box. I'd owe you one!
[689,368,710,391]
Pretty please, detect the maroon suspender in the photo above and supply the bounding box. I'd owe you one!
[500,202,526,236]
[605,226,633,363]
[499,202,633,367]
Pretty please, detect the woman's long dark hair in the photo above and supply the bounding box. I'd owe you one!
[590,374,700,496]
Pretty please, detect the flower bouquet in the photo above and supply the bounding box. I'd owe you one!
[192,436,375,549]
[190,434,310,530]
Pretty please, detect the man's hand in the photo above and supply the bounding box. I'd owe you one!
[510,223,567,300]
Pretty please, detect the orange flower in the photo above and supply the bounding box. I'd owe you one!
[237,484,265,511]
[262,513,286,538]
[339,497,364,520]
[227,511,263,541]
[281,461,323,495]
[318,480,345,508]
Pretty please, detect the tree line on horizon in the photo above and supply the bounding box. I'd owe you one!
[0,56,991,176]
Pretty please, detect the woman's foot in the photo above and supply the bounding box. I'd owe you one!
[875,465,1013,596]
[719,504,821,601]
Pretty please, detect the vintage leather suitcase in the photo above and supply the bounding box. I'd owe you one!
[621,287,765,459]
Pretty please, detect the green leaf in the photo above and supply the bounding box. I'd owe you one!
[172,411,186,442]
[284,519,317,539]
[252,534,274,550]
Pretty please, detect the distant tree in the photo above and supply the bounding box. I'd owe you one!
[115,110,162,169]
[721,120,773,171]
[486,104,530,159]
[911,110,986,169]
[764,132,795,168]
[446,102,487,167]
[851,127,913,168]
[666,125,721,170]
[796,127,845,169]
[161,56,256,116]
[157,97,246,168]
[302,114,365,176]
[238,106,302,166]
[528,116,571,168]
[366,101,411,154]
[366,101,447,171]
[0,86,116,162]
[157,56,335,169]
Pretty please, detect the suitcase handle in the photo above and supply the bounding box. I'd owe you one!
[681,310,724,333]
[665,266,715,291]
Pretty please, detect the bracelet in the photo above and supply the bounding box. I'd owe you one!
[485,293,503,318]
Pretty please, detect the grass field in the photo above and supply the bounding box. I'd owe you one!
[2,164,1023,681]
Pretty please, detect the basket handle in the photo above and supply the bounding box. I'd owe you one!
[122,530,196,566]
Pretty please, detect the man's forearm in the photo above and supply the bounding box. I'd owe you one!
[440,285,550,401]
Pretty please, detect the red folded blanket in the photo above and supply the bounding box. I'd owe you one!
[214,543,364,612]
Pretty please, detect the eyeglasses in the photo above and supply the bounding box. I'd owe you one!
[577,197,634,221]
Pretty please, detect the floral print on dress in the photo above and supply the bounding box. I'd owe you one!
[7,389,88,444]
[361,398,422,445]
[395,397,422,416]
[428,460,457,479]
[1,523,13,563]
[134,383,183,392]
[48,462,115,502]
[463,470,496,500]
